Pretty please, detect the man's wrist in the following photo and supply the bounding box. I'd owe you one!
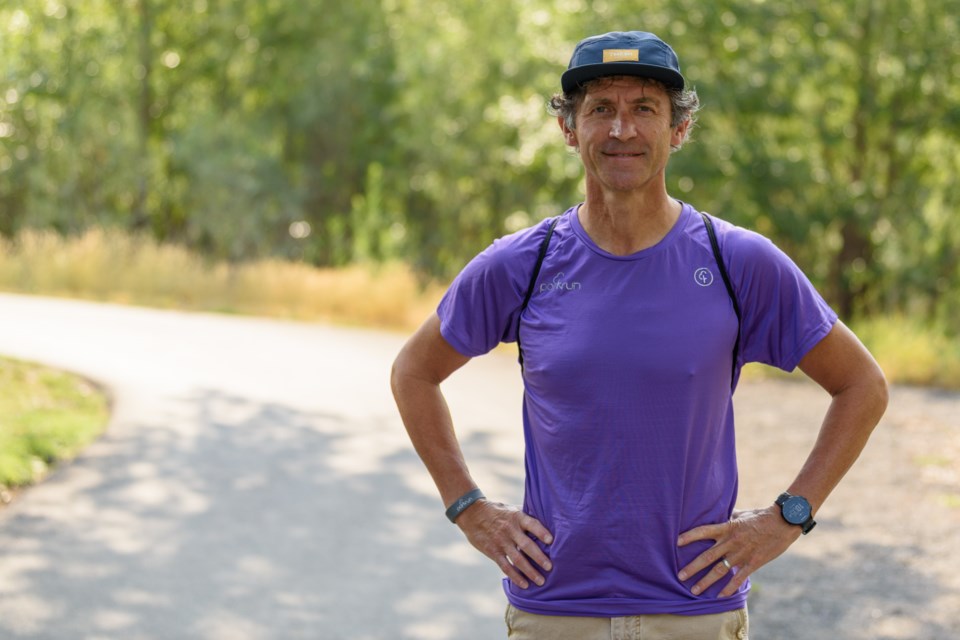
[445,488,485,523]
[775,492,817,534]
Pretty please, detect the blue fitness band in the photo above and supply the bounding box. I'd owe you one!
[445,488,485,523]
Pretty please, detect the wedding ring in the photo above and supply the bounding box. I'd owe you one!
[721,558,732,570]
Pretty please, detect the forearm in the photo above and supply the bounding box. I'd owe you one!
[786,373,888,512]
[678,358,888,597]
[789,321,889,512]
[391,371,478,507]
[390,315,479,508]
[392,344,554,590]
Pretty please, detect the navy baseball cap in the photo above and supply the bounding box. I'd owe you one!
[561,31,685,94]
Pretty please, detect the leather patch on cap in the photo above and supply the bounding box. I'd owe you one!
[603,49,640,62]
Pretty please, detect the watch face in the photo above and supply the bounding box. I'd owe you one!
[782,496,811,524]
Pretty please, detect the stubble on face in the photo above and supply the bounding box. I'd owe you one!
[569,77,677,195]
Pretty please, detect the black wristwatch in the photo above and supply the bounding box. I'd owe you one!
[776,492,816,534]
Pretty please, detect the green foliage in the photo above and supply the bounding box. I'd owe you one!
[852,315,960,388]
[1,0,958,326]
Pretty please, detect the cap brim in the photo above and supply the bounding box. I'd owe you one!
[561,63,684,93]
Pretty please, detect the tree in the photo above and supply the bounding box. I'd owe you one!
[1,0,958,324]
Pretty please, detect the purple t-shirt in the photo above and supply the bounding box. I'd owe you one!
[438,203,837,617]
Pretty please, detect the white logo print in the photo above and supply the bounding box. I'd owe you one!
[540,272,582,293]
[694,268,714,287]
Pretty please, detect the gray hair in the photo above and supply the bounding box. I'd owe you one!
[548,76,700,151]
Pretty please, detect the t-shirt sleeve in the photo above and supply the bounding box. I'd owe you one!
[727,229,839,372]
[437,226,543,357]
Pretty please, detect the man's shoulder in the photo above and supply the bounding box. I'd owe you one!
[484,211,571,263]
[692,209,778,258]
[692,210,819,299]
[502,212,568,244]
[454,210,572,286]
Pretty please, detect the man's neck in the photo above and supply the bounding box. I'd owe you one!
[578,187,682,256]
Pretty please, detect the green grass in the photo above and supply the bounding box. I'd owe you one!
[0,357,110,497]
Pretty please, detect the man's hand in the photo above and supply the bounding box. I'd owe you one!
[676,506,801,597]
[456,499,554,589]
[676,322,887,599]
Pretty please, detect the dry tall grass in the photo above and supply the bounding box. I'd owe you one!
[2,228,957,388]
[852,315,960,389]
[0,228,444,332]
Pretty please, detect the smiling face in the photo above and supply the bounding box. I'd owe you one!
[559,76,690,197]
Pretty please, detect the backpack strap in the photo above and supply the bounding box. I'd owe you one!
[700,211,742,388]
[517,217,560,369]
[516,213,741,386]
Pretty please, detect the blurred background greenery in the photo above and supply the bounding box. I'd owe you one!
[1,0,959,385]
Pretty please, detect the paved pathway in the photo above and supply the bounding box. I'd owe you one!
[0,293,957,639]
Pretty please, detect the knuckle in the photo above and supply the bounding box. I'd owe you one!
[526,548,547,564]
[516,537,537,553]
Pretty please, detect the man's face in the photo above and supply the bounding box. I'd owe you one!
[559,76,689,195]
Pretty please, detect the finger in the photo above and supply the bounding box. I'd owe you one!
[719,562,751,598]
[519,513,554,546]
[690,557,735,596]
[496,554,532,589]
[678,543,729,582]
[506,546,546,587]
[677,522,725,547]
[515,535,553,573]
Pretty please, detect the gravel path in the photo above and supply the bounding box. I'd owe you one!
[733,376,960,639]
[0,293,957,639]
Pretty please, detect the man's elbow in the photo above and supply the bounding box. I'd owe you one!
[390,344,436,401]
[863,362,890,425]
[390,351,411,402]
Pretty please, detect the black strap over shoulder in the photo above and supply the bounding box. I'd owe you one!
[517,217,560,368]
[515,212,741,387]
[700,212,742,388]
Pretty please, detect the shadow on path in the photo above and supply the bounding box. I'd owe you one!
[0,389,519,639]
[750,539,953,639]
[3,382,958,639]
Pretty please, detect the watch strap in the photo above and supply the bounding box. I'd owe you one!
[445,488,485,523]
[776,491,817,535]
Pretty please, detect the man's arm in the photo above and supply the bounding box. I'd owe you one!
[677,320,889,597]
[390,314,553,589]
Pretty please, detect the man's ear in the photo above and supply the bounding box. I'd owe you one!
[671,117,691,148]
[558,115,578,149]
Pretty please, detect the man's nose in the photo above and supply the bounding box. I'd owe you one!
[609,114,636,139]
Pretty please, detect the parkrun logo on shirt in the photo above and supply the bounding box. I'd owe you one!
[540,272,582,293]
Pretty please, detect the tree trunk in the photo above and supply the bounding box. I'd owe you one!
[132,0,152,232]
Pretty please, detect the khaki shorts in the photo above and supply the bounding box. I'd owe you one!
[505,603,748,640]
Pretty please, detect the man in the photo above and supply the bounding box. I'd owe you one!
[391,30,887,639]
